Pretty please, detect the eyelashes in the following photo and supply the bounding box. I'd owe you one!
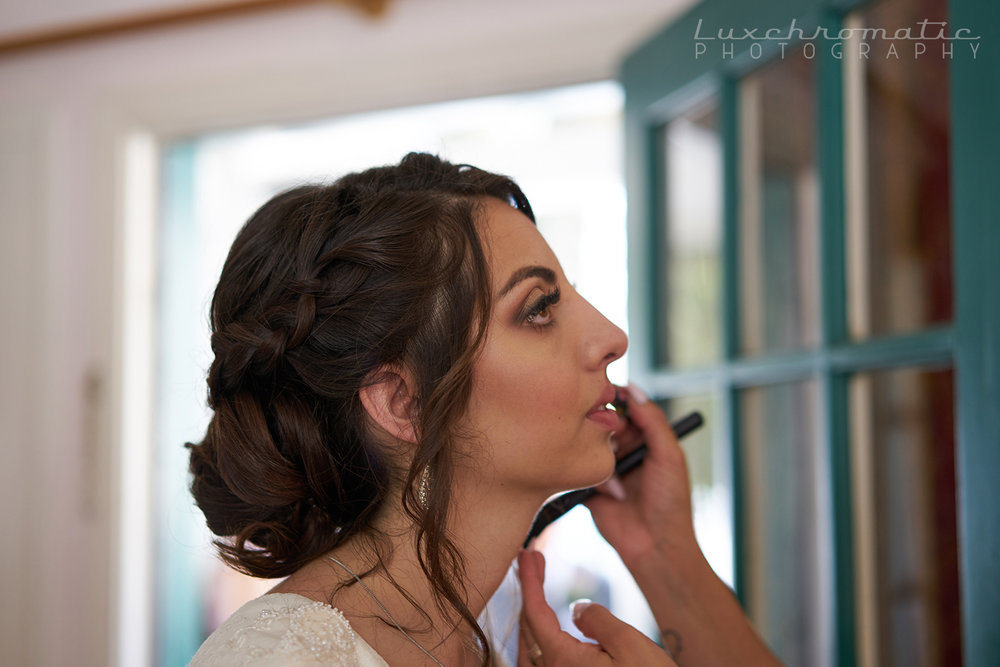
[522,287,561,329]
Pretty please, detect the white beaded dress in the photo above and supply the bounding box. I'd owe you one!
[189,593,389,666]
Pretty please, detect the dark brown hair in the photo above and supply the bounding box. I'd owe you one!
[187,152,534,663]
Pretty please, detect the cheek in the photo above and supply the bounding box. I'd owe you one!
[472,335,578,441]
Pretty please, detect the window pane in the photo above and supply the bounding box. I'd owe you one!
[845,0,953,339]
[740,380,832,667]
[660,394,733,587]
[655,98,723,368]
[740,48,820,355]
[850,367,961,666]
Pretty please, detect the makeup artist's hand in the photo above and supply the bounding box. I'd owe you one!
[516,549,676,667]
[586,384,699,565]
[585,385,783,667]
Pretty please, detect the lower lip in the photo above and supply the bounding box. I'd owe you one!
[586,407,621,430]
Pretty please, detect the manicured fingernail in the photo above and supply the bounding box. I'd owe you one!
[570,599,593,623]
[603,476,626,501]
[626,383,649,404]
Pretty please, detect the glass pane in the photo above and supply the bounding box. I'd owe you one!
[660,394,733,587]
[850,367,961,666]
[740,48,820,355]
[845,0,953,339]
[655,97,723,368]
[740,381,832,667]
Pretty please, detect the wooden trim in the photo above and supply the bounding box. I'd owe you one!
[0,0,388,56]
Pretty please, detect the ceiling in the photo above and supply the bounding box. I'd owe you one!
[0,0,696,56]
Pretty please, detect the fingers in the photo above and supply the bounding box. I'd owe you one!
[610,385,643,453]
[617,383,682,467]
[571,599,678,666]
[516,550,544,667]
[569,600,632,655]
[517,550,676,666]
[594,476,627,501]
[517,550,563,644]
[517,618,540,667]
[590,383,696,561]
[517,550,579,667]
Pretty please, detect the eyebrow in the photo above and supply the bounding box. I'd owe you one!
[498,265,557,298]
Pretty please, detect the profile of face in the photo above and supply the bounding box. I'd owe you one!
[460,198,628,501]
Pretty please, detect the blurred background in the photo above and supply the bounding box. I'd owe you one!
[1,0,996,665]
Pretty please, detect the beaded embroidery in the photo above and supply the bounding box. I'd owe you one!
[226,601,356,664]
[189,595,385,666]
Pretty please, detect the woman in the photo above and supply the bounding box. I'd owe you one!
[188,153,777,666]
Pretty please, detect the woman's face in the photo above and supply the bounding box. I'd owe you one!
[461,198,628,499]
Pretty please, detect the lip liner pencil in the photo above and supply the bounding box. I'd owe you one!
[523,411,704,548]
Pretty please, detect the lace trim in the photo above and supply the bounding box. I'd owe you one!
[225,600,359,664]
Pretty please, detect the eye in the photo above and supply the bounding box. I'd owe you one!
[527,304,553,327]
[523,288,560,329]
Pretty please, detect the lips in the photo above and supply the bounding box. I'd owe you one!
[585,385,621,430]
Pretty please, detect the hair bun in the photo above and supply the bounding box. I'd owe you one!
[188,154,531,589]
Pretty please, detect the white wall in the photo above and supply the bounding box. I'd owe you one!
[0,1,693,665]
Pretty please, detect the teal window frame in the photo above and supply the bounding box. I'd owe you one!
[621,0,999,665]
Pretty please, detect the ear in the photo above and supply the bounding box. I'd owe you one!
[359,365,419,444]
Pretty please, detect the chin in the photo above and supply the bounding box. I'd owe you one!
[574,438,618,489]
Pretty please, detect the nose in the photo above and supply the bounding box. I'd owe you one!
[581,298,628,370]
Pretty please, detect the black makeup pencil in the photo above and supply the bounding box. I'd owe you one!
[523,411,704,547]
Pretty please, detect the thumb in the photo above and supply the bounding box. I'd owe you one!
[570,599,665,662]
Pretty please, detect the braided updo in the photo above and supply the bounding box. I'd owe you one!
[187,154,534,640]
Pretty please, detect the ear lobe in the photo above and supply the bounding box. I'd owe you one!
[359,366,419,444]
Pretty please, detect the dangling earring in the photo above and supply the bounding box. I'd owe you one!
[417,465,432,510]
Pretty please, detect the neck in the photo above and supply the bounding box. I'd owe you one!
[447,475,546,615]
[272,482,547,666]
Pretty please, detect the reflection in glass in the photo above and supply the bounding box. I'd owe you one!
[850,367,961,666]
[660,394,732,587]
[740,381,832,667]
[655,98,723,368]
[740,48,820,355]
[845,0,953,339]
